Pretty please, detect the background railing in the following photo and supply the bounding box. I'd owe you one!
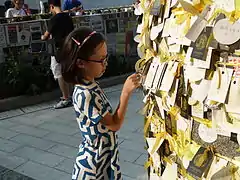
[0,6,138,99]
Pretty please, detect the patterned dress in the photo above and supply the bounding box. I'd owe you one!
[72,80,122,180]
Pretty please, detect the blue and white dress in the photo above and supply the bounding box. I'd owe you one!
[72,80,122,180]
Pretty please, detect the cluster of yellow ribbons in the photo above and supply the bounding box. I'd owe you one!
[136,0,240,178]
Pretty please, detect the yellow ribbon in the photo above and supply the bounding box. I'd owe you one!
[208,9,240,24]
[138,101,150,116]
[135,48,155,73]
[151,132,166,154]
[193,116,212,128]
[216,153,240,167]
[172,8,193,35]
[178,0,201,15]
[230,166,239,180]
[172,0,213,33]
[134,1,240,178]
[144,116,153,137]
[144,156,153,170]
[144,101,154,137]
[163,156,173,165]
[217,61,240,67]
[169,106,180,121]
[216,66,221,89]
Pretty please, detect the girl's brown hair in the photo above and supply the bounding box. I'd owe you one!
[59,27,105,84]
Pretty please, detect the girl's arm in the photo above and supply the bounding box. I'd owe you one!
[100,73,140,131]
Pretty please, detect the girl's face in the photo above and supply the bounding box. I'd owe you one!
[81,42,108,80]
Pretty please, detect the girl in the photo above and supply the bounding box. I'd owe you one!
[59,27,141,180]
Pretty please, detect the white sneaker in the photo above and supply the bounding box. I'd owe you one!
[54,98,72,109]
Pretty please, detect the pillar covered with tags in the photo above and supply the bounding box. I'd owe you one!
[134,0,240,179]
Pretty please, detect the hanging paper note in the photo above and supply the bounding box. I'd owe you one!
[160,61,179,92]
[177,115,191,132]
[149,167,161,179]
[187,146,214,179]
[152,62,167,91]
[150,23,164,40]
[144,60,159,89]
[185,66,206,82]
[225,74,240,113]
[167,79,179,107]
[191,79,211,102]
[161,163,178,179]
[168,44,181,53]
[186,47,213,69]
[213,19,240,45]
[198,124,218,143]
[211,166,238,180]
[214,0,235,12]
[164,0,171,18]
[155,95,166,119]
[171,0,178,7]
[212,108,240,134]
[192,102,204,119]
[228,56,240,77]
[206,157,228,179]
[190,27,212,61]
[146,138,163,167]
[162,18,172,37]
[185,5,212,42]
[207,67,233,103]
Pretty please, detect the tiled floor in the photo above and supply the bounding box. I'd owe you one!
[0,84,148,180]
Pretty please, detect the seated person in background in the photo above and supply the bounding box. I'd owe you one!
[5,0,27,18]
[4,0,14,11]
[23,3,31,15]
[62,0,83,15]
[4,0,14,17]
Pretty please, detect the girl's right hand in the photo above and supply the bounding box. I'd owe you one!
[122,73,141,94]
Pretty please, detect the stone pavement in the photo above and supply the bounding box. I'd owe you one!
[0,84,148,180]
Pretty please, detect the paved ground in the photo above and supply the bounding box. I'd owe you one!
[0,84,148,180]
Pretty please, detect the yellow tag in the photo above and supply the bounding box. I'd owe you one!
[193,116,212,128]
[236,0,240,10]
[178,0,200,15]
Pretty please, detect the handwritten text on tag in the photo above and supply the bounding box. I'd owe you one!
[228,56,240,77]
[213,19,240,45]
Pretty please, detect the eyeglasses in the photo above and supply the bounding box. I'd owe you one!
[82,54,108,66]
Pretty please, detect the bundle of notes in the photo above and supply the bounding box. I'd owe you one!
[134,0,240,179]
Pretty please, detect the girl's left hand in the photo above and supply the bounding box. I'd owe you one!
[122,73,141,94]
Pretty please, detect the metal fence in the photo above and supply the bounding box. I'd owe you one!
[0,6,137,63]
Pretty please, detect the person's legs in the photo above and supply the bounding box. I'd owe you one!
[68,83,74,97]
[57,77,70,99]
[50,56,72,109]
